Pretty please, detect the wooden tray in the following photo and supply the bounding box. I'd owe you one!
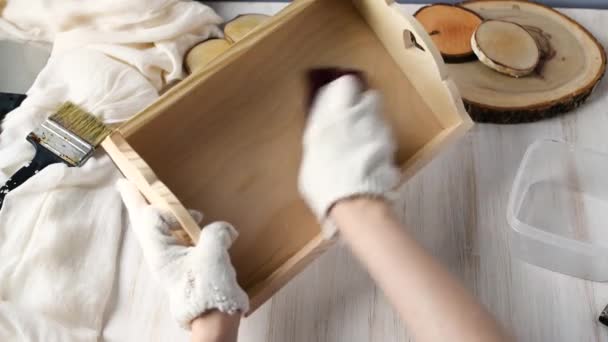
[103,0,472,313]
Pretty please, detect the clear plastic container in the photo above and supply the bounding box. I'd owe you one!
[507,139,608,281]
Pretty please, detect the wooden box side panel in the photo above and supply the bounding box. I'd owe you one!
[102,133,201,243]
[353,0,471,130]
[353,0,473,180]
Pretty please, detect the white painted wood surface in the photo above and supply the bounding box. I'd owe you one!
[102,3,608,341]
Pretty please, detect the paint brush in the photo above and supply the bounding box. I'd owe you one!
[0,102,112,208]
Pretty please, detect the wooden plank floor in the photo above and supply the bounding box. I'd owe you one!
[102,3,608,341]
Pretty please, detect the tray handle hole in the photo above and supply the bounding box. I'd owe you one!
[403,30,425,52]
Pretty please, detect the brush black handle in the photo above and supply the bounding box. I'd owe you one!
[0,92,26,118]
[0,145,64,209]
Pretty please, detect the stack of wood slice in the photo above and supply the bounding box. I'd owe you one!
[416,1,606,123]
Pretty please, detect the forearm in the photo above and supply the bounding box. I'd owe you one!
[331,198,510,342]
[191,311,240,342]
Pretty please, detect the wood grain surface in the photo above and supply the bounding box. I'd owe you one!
[102,3,608,342]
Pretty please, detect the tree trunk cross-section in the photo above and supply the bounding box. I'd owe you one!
[450,0,606,123]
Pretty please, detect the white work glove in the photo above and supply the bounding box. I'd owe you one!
[116,180,249,329]
[299,75,401,238]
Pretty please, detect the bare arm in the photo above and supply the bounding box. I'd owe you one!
[331,197,510,342]
[191,311,240,342]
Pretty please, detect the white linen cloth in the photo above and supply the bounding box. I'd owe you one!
[0,1,221,340]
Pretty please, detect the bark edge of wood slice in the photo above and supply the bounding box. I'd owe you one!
[450,0,606,124]
[414,3,483,63]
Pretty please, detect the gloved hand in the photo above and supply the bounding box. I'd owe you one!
[116,179,249,329]
[299,75,401,238]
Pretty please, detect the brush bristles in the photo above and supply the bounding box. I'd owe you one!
[49,102,112,146]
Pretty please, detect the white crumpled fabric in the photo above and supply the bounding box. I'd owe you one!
[0,1,221,340]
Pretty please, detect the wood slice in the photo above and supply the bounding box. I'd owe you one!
[185,14,271,74]
[224,14,270,44]
[185,38,232,74]
[414,4,483,62]
[472,20,541,77]
[449,0,606,123]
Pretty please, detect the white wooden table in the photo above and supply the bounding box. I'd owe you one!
[102,3,608,341]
